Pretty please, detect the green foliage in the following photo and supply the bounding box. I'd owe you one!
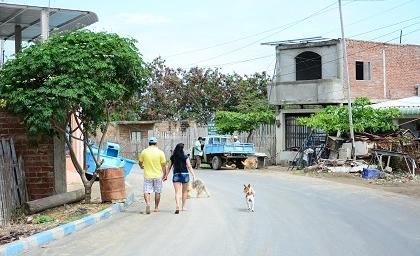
[215,110,275,135]
[224,72,272,113]
[139,57,272,123]
[297,97,401,134]
[0,30,150,136]
[34,215,55,224]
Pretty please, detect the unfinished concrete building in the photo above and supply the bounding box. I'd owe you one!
[263,37,420,165]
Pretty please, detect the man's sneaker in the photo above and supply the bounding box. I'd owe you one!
[146,206,151,214]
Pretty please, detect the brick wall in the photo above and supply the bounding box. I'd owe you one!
[346,39,420,101]
[0,110,55,200]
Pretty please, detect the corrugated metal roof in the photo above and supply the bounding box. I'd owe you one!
[261,37,334,46]
[0,3,98,41]
[371,96,420,115]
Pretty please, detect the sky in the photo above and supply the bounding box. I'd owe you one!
[2,0,420,75]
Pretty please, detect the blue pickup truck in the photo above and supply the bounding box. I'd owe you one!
[201,135,256,170]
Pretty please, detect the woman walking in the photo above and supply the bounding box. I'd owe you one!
[164,143,196,214]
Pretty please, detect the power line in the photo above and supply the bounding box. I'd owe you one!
[349,15,420,38]
[162,0,414,69]
[322,0,416,36]
[203,54,273,68]
[164,1,347,59]
[174,0,412,65]
[200,16,420,69]
[186,1,339,67]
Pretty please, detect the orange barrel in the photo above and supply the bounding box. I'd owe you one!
[99,167,126,202]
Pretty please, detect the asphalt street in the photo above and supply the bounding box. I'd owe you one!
[27,168,420,256]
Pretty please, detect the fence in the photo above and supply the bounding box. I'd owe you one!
[147,126,209,160]
[0,138,27,225]
[115,123,276,164]
[236,124,277,164]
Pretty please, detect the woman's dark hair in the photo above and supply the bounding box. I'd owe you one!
[170,143,186,170]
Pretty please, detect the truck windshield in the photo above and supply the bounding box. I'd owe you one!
[221,138,234,145]
[211,137,233,145]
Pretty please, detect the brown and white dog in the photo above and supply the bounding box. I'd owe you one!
[243,184,255,212]
[242,158,258,169]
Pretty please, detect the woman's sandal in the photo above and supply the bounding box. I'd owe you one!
[175,209,180,214]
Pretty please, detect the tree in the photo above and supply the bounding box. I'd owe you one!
[0,30,150,202]
[140,58,231,123]
[224,72,271,113]
[215,110,275,142]
[297,97,401,134]
[214,71,274,142]
[138,58,272,124]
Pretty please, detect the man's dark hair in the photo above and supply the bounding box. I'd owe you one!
[149,142,157,146]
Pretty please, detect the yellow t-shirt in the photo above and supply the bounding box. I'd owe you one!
[139,146,166,179]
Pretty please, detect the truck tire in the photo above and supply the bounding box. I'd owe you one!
[212,156,222,170]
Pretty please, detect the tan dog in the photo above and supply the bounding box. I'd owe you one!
[187,179,210,198]
[242,158,258,169]
[243,184,255,212]
[187,182,193,198]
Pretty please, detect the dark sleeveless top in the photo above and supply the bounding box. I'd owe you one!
[170,154,189,174]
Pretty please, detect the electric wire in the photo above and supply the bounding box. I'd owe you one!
[201,17,420,69]
[185,1,340,66]
[163,1,342,59]
[163,0,414,62]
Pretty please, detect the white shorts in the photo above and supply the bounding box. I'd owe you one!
[143,178,163,193]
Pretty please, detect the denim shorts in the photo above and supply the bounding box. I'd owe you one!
[173,173,190,183]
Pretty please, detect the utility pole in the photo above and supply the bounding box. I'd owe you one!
[0,39,4,68]
[338,0,356,159]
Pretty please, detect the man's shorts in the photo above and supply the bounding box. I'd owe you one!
[143,178,163,193]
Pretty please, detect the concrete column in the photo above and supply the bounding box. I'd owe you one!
[54,134,67,194]
[14,25,22,54]
[41,9,49,42]
[275,107,285,165]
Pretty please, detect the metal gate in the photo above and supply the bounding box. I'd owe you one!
[285,114,312,150]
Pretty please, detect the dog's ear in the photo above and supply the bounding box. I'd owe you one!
[247,184,251,188]
[243,184,247,188]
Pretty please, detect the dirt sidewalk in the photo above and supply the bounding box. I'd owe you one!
[263,166,420,199]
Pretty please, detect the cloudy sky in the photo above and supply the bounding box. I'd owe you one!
[3,0,420,75]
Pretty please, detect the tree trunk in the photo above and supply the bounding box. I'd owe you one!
[84,183,92,203]
[247,130,254,143]
[24,189,85,214]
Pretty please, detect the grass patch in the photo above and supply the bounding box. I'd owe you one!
[34,215,55,224]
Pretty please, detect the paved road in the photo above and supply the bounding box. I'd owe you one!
[28,168,420,256]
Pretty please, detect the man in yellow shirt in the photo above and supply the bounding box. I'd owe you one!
[139,137,166,214]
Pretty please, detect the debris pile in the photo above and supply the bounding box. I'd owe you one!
[298,129,419,180]
[304,159,369,174]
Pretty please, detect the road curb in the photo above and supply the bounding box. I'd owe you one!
[0,191,138,256]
